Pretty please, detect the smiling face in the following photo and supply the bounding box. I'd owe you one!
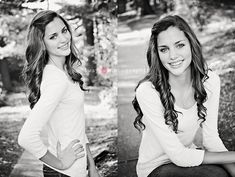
[157,26,192,78]
[43,17,71,61]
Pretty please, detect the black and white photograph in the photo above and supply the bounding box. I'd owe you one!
[0,0,234,177]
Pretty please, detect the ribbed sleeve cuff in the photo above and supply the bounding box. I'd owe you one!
[193,149,205,166]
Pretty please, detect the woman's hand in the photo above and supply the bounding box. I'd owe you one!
[57,139,85,169]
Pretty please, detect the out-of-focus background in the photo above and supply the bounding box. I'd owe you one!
[117,0,235,176]
[0,0,117,177]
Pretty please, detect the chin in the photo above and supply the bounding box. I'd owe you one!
[170,68,190,77]
[60,49,71,56]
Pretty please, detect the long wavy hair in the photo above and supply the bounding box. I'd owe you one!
[22,10,85,109]
[133,15,208,133]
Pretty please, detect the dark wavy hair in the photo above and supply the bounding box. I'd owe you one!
[133,15,208,133]
[22,10,85,109]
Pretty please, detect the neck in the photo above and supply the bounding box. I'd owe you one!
[169,71,192,90]
[48,56,66,71]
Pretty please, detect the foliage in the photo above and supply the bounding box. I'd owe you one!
[0,0,25,15]
[60,0,117,87]
[0,119,24,177]
[219,69,235,151]
[0,12,32,59]
[94,15,117,87]
[186,0,235,31]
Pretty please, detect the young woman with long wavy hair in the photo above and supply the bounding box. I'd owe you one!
[132,15,235,177]
[18,10,100,177]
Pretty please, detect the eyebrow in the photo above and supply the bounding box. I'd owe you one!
[158,40,185,48]
[48,25,67,37]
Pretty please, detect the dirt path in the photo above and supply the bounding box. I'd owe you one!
[117,19,151,177]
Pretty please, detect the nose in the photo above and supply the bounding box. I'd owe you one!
[59,33,69,42]
[169,48,177,60]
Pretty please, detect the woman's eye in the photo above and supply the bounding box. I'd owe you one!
[62,28,68,33]
[177,43,185,48]
[50,35,57,40]
[159,48,168,53]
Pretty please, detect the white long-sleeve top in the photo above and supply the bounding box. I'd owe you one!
[135,71,227,177]
[18,64,88,177]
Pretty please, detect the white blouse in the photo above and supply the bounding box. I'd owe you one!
[18,64,88,177]
[135,71,227,177]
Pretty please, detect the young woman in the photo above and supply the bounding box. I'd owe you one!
[133,15,235,177]
[18,10,100,177]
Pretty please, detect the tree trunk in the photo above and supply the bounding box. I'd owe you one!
[83,17,96,86]
[141,0,155,15]
[117,0,126,14]
[0,58,12,92]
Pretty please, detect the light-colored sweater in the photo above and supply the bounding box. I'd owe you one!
[135,71,227,177]
[18,64,88,177]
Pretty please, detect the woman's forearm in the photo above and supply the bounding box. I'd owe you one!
[202,151,235,164]
[40,150,63,170]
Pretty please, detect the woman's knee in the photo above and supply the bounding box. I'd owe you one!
[206,165,230,177]
[148,163,185,177]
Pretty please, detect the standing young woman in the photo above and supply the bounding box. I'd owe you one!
[18,10,100,177]
[133,15,235,177]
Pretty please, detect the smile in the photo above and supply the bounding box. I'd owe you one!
[58,42,70,50]
[169,60,183,67]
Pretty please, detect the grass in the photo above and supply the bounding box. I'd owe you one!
[0,119,24,177]
[219,68,235,150]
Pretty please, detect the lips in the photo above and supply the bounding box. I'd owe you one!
[169,60,184,67]
[58,42,70,50]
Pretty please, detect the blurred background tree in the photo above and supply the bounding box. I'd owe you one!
[118,0,235,24]
[0,0,34,92]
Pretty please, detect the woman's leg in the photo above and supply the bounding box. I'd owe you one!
[43,164,70,177]
[148,163,230,177]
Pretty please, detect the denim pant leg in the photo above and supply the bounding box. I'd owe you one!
[43,164,70,177]
[148,163,231,177]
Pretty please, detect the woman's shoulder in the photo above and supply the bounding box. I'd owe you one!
[136,81,155,92]
[204,70,220,89]
[43,65,68,80]
[206,70,220,83]
[136,81,160,98]
[42,65,68,88]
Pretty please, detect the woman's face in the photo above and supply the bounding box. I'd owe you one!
[43,17,71,59]
[157,26,192,78]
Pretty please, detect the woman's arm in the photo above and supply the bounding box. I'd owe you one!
[86,144,101,177]
[40,140,85,170]
[18,70,84,169]
[202,72,227,152]
[201,72,235,173]
[203,152,235,177]
[136,82,205,167]
[203,151,235,164]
